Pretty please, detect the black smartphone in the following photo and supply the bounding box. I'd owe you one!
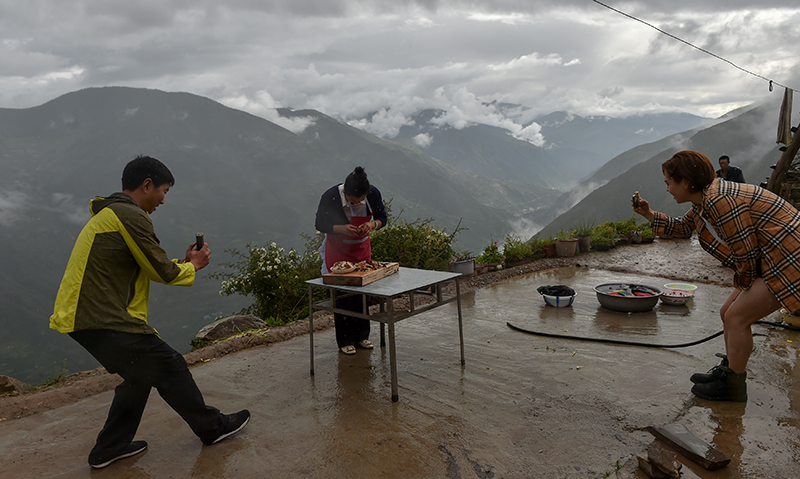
[195,233,204,251]
[632,193,640,208]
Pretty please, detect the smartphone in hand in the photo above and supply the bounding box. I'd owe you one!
[195,233,204,251]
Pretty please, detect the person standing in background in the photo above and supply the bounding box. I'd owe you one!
[716,155,746,183]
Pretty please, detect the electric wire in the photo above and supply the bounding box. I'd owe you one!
[506,320,799,349]
[592,0,799,92]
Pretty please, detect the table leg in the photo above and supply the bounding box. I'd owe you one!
[456,277,465,367]
[309,284,315,376]
[380,298,386,347]
[388,298,399,402]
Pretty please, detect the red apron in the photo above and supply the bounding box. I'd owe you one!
[324,206,372,271]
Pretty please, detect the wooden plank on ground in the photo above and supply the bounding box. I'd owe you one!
[646,423,730,471]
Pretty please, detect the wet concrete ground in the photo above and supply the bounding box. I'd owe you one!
[1,242,799,478]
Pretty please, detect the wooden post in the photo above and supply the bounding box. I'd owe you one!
[766,121,800,194]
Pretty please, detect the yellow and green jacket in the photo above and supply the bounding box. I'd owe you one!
[50,193,195,335]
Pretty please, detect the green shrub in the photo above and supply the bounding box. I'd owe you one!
[590,222,617,246]
[209,233,325,325]
[611,217,639,238]
[529,235,555,260]
[502,234,533,262]
[641,223,655,239]
[531,235,556,246]
[371,216,460,271]
[476,240,504,264]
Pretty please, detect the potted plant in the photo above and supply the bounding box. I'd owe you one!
[502,235,534,267]
[531,235,556,259]
[590,223,616,251]
[555,230,578,257]
[612,217,639,245]
[574,220,594,253]
[475,241,504,273]
[449,250,475,275]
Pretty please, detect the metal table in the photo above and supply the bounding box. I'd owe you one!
[306,267,464,402]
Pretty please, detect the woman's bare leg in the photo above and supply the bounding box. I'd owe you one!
[720,279,781,373]
[719,288,740,353]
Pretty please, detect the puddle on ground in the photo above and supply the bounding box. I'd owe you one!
[439,266,799,478]
[472,267,721,348]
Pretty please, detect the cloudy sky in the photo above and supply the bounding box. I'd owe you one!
[2,0,799,139]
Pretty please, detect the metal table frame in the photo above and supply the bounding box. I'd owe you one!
[306,267,464,402]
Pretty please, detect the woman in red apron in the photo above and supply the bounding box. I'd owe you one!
[315,167,388,355]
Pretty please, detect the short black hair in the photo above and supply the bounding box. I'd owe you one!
[121,156,175,191]
[344,166,371,197]
[719,155,730,162]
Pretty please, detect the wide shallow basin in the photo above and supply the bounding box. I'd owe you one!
[594,283,661,312]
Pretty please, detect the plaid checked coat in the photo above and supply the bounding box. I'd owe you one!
[652,178,800,312]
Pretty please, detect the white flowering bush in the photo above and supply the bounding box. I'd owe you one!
[210,233,324,325]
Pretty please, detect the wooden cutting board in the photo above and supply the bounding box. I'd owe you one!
[323,262,400,286]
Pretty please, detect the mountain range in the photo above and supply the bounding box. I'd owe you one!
[380,108,708,190]
[536,98,785,236]
[0,86,778,383]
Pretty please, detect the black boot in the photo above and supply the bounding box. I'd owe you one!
[690,353,728,384]
[690,366,747,402]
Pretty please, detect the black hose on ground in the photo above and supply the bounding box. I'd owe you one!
[755,320,800,330]
[506,320,799,349]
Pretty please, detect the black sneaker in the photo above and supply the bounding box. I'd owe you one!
[690,353,728,384]
[202,410,251,445]
[691,366,747,402]
[88,440,148,469]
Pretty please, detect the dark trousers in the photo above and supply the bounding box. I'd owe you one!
[70,330,222,457]
[334,294,370,348]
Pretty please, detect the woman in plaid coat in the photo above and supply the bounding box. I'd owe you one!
[633,150,800,402]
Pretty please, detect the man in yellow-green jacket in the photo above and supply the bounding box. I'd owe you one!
[51,156,249,469]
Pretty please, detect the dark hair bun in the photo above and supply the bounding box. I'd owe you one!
[344,166,370,197]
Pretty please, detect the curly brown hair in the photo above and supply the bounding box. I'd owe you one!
[662,150,717,192]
